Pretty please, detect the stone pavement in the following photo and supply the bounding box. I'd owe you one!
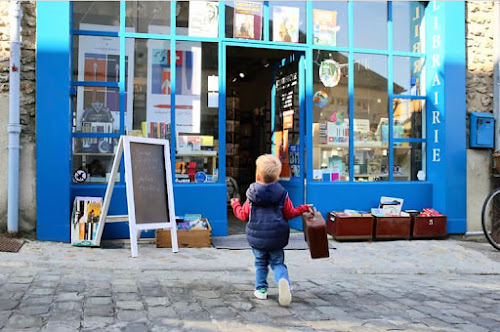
[0,238,499,332]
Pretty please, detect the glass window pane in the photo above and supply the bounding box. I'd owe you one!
[354,53,388,182]
[312,50,349,182]
[226,1,264,40]
[393,1,425,53]
[73,1,119,31]
[393,99,425,139]
[72,138,118,183]
[73,86,122,134]
[394,142,425,181]
[73,35,122,83]
[393,56,426,96]
[353,1,387,50]
[269,1,306,43]
[126,1,171,34]
[126,38,170,134]
[312,1,348,47]
[174,42,219,183]
[176,1,220,38]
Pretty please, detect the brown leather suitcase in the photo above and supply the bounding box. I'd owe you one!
[302,212,329,259]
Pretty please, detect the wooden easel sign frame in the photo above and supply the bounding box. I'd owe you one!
[95,136,178,257]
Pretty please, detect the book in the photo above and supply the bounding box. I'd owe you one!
[188,1,219,38]
[234,1,263,40]
[272,6,299,43]
[313,9,340,46]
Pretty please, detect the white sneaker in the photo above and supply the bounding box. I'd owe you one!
[278,278,292,306]
[254,288,267,300]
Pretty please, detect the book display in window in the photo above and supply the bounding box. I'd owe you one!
[233,1,263,40]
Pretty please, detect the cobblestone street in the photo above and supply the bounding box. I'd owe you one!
[0,239,499,331]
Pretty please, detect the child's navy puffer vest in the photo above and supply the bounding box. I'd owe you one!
[245,182,289,251]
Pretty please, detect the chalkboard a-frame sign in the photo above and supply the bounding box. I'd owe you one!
[95,136,178,257]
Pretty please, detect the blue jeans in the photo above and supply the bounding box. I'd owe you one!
[252,248,289,290]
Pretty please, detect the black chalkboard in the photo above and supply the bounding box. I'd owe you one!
[129,142,169,225]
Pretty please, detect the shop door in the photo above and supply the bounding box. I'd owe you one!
[272,53,305,230]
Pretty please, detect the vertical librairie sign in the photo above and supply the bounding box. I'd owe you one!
[95,136,178,257]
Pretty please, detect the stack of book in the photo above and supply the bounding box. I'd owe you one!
[71,196,103,247]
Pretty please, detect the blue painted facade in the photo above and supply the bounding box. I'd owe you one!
[36,1,467,242]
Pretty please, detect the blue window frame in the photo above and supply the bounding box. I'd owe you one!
[69,1,428,186]
[37,1,466,242]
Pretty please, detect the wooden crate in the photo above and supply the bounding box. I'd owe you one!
[412,215,447,239]
[327,212,373,241]
[156,219,212,248]
[374,216,411,240]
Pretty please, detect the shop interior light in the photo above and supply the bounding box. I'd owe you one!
[239,72,245,78]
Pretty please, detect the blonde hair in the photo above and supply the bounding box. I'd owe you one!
[256,154,282,183]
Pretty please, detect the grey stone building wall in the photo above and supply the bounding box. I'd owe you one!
[0,2,37,235]
[466,1,495,233]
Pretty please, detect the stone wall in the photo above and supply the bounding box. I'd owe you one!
[466,1,495,232]
[0,2,37,235]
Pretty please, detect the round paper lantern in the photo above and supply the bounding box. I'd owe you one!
[313,90,329,108]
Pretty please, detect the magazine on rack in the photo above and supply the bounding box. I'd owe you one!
[234,1,263,40]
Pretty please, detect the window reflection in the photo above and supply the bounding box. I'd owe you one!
[354,53,388,181]
[393,1,426,53]
[394,142,425,181]
[174,42,219,183]
[393,99,424,139]
[353,1,387,50]
[312,51,349,182]
[394,56,425,96]
[312,1,348,47]
[126,1,171,34]
[73,1,119,30]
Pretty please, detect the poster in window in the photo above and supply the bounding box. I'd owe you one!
[147,28,202,135]
[77,24,135,132]
[188,1,219,38]
[272,6,299,43]
[274,130,291,179]
[234,1,263,40]
[313,9,340,46]
[289,144,300,178]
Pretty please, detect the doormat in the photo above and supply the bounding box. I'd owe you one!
[212,233,336,250]
[0,236,24,253]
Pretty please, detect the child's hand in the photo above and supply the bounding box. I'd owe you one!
[305,204,314,214]
[230,198,240,205]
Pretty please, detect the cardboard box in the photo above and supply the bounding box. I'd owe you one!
[327,212,373,241]
[374,216,411,240]
[156,219,212,248]
[411,215,447,239]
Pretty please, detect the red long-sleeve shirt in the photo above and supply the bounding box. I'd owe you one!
[231,196,310,222]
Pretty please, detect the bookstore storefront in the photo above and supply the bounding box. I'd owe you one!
[36,1,466,241]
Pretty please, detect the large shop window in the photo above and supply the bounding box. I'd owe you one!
[70,1,427,184]
[312,51,349,182]
[312,1,426,182]
[173,42,219,183]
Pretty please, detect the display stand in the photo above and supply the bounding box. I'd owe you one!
[94,136,178,257]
